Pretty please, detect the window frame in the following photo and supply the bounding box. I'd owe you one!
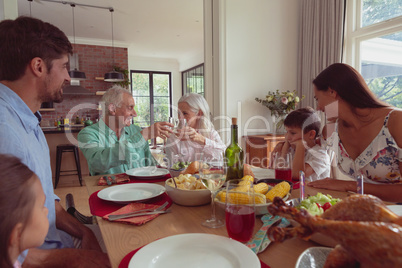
[130,70,173,127]
[181,63,205,96]
[344,0,402,70]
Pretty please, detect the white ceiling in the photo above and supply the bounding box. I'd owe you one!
[17,0,204,62]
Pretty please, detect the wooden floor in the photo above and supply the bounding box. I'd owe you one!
[54,176,91,216]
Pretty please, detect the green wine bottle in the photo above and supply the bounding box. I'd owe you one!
[225,117,244,181]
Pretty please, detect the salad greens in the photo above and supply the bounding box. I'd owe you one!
[171,161,191,171]
[297,193,341,216]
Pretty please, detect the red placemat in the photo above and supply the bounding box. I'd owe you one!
[89,191,172,217]
[118,246,271,268]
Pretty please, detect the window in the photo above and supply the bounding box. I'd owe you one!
[182,64,204,96]
[130,71,172,128]
[345,0,402,108]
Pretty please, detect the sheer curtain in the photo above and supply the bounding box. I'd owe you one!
[297,0,346,108]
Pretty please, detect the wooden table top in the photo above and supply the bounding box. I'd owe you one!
[84,176,351,268]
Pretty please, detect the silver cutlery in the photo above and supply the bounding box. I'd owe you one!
[108,209,171,221]
[108,201,169,221]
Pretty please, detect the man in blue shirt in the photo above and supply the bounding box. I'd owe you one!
[0,16,110,267]
[78,86,173,175]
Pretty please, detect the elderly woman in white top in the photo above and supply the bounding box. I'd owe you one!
[165,93,226,162]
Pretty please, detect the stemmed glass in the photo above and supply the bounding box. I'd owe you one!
[198,153,226,228]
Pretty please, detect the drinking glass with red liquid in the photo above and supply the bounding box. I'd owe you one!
[225,179,255,243]
[273,152,292,181]
[272,152,300,189]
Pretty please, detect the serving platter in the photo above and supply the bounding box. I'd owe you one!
[126,166,169,178]
[97,183,165,204]
[128,233,260,268]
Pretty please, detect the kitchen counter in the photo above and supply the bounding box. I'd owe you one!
[41,125,85,134]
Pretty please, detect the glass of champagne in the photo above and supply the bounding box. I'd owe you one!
[225,179,256,243]
[198,154,226,228]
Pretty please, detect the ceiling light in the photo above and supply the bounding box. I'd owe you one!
[104,8,125,82]
[69,3,86,80]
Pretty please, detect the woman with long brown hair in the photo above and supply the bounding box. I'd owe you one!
[308,63,402,202]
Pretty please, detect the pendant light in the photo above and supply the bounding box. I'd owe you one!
[68,3,86,80]
[104,8,125,82]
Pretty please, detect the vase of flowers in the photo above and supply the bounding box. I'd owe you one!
[255,90,304,133]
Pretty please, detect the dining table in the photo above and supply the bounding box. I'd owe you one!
[84,174,351,268]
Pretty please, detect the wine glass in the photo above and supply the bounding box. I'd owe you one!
[198,154,226,228]
[169,117,179,132]
[225,179,256,243]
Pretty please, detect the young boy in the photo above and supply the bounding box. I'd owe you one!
[273,107,331,182]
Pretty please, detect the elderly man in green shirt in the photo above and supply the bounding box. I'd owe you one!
[78,86,173,175]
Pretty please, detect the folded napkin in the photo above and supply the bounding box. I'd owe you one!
[103,202,169,225]
[98,174,130,186]
[118,245,271,268]
[89,191,172,217]
[98,173,171,186]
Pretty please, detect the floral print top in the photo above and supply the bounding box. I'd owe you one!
[326,110,401,184]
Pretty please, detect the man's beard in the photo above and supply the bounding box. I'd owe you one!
[40,85,64,103]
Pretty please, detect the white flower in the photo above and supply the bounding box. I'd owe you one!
[295,96,300,102]
[288,96,293,102]
[267,96,273,102]
[281,97,288,105]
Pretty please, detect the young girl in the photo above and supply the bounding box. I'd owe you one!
[0,154,49,268]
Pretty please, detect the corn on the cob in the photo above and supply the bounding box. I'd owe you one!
[253,182,269,195]
[241,175,254,183]
[220,191,266,204]
[265,181,291,202]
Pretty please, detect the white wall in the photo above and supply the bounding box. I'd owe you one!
[217,0,299,144]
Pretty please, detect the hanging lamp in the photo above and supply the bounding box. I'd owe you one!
[68,3,86,80]
[104,8,125,82]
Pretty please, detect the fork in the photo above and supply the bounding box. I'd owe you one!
[108,201,169,221]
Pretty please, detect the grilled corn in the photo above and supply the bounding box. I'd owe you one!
[217,190,266,204]
[253,182,269,195]
[241,175,254,183]
[265,181,291,202]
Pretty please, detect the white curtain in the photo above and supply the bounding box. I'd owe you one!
[297,0,346,109]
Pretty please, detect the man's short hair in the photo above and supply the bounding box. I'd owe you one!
[0,16,72,81]
[284,107,321,137]
[101,85,131,112]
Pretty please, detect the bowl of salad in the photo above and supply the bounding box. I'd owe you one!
[287,193,341,247]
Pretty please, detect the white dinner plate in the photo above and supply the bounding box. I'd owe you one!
[295,247,333,268]
[97,183,165,204]
[126,166,169,178]
[128,233,261,268]
[387,205,402,216]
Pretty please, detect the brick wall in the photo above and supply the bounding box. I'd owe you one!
[41,44,128,124]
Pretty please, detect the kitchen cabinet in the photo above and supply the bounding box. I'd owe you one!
[243,134,285,168]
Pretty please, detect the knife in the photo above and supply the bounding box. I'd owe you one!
[108,201,169,221]
[108,209,171,221]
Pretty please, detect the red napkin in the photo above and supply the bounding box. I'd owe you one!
[98,174,130,186]
[89,191,172,217]
[103,202,170,225]
[118,246,271,268]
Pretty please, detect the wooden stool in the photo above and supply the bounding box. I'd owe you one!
[55,144,83,189]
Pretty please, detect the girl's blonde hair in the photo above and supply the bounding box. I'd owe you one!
[178,93,214,137]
